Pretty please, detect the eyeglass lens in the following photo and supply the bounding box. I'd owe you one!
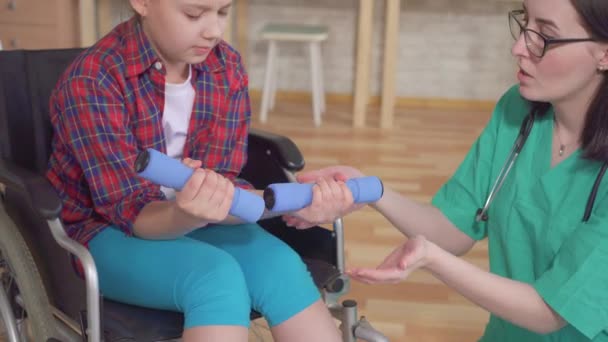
[509,12,545,57]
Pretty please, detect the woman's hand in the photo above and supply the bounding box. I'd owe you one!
[175,158,235,223]
[297,165,366,183]
[283,166,368,229]
[284,177,355,228]
[347,235,433,284]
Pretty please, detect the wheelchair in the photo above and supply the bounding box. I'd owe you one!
[0,48,388,342]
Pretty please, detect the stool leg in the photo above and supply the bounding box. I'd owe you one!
[260,40,277,123]
[309,41,322,127]
[317,43,326,114]
[269,48,279,111]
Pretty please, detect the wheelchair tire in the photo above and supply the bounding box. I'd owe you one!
[0,202,59,341]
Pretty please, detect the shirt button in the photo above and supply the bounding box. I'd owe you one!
[154,61,163,70]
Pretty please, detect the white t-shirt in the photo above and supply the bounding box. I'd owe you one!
[161,66,195,199]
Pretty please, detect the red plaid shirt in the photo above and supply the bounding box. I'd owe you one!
[46,17,252,246]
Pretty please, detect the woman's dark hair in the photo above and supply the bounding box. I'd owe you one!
[533,0,608,162]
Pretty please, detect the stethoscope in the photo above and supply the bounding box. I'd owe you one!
[475,112,608,223]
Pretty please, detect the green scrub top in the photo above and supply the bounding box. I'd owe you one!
[432,85,608,342]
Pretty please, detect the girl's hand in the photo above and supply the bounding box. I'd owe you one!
[175,158,235,223]
[347,235,432,284]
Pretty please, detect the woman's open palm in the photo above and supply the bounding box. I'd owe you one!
[347,235,429,284]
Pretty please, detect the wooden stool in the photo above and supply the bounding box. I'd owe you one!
[259,23,329,127]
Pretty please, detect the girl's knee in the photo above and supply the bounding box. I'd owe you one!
[247,243,320,326]
[178,252,251,328]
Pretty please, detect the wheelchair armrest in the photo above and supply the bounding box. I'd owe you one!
[249,128,305,172]
[0,160,62,220]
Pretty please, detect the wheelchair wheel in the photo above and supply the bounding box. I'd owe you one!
[0,202,58,341]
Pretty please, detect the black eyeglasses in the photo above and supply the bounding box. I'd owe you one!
[509,9,596,58]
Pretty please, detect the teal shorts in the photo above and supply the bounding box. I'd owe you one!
[88,223,320,329]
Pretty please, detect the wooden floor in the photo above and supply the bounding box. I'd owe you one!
[248,96,494,342]
[0,98,493,342]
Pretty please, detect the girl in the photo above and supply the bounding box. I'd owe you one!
[46,0,353,341]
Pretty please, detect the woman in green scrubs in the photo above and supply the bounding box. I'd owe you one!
[284,0,608,340]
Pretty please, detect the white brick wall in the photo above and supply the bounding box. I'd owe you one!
[246,0,519,101]
[109,0,521,101]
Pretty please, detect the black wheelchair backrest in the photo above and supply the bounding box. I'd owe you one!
[0,48,84,174]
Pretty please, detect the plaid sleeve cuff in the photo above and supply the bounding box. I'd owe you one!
[110,189,165,236]
[234,177,254,190]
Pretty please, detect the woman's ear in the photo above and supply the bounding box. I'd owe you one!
[129,0,149,17]
[597,44,608,72]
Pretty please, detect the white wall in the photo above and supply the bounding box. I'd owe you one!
[109,0,521,101]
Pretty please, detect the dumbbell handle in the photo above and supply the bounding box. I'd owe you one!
[263,177,384,212]
[134,149,265,223]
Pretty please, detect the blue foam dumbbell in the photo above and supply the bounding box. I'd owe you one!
[134,148,265,223]
[263,176,384,212]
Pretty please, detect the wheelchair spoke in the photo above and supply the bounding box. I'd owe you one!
[0,252,30,340]
[14,295,26,321]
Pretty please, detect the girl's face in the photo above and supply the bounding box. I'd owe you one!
[511,0,608,105]
[130,0,231,67]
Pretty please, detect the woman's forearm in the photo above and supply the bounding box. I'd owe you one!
[373,188,475,255]
[425,242,566,334]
